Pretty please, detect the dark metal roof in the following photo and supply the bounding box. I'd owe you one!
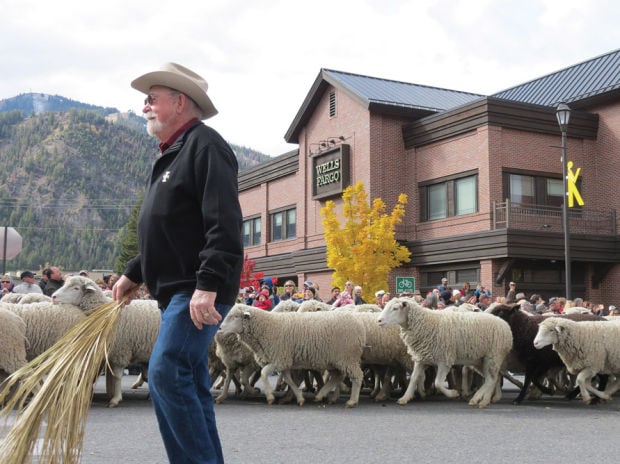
[284,68,483,143]
[492,49,620,107]
[322,69,483,113]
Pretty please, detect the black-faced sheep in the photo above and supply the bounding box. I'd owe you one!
[377,297,513,408]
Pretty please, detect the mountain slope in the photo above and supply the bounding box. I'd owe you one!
[0,97,271,271]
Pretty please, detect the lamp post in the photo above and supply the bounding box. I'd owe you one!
[556,101,571,300]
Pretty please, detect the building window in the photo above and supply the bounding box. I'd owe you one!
[242,216,261,247]
[421,173,478,221]
[455,176,477,215]
[329,90,336,118]
[506,173,565,207]
[271,207,296,241]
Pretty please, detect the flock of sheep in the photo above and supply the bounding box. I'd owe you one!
[2,276,620,410]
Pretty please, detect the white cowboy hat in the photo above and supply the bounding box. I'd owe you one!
[131,62,218,120]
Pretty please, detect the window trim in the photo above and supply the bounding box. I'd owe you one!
[420,170,478,222]
[503,170,575,207]
[269,206,297,242]
[242,215,262,247]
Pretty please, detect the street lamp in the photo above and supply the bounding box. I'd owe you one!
[556,101,571,300]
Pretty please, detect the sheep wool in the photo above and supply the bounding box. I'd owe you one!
[0,308,28,384]
[534,317,620,404]
[352,312,412,401]
[220,304,366,408]
[378,297,513,408]
[2,301,89,360]
[51,275,160,407]
[213,331,261,403]
[488,303,606,404]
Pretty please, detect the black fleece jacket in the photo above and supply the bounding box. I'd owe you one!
[125,121,243,307]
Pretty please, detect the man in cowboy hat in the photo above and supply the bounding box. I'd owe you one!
[113,62,243,464]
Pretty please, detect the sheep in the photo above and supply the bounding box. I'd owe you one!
[487,304,607,404]
[51,275,113,311]
[297,299,333,312]
[51,275,161,407]
[335,303,382,313]
[271,299,300,313]
[213,331,261,403]
[17,293,52,304]
[1,301,90,361]
[219,304,366,408]
[0,308,28,387]
[562,306,593,315]
[533,317,620,404]
[0,293,23,303]
[352,312,413,401]
[377,297,513,408]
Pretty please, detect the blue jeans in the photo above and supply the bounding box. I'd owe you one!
[149,293,231,464]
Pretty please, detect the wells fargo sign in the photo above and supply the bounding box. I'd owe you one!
[312,144,350,200]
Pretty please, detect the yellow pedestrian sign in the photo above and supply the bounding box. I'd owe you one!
[567,161,584,207]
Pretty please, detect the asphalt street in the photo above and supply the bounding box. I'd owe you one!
[2,374,619,463]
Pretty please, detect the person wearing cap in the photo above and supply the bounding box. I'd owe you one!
[13,271,43,294]
[609,305,619,316]
[438,277,449,293]
[302,286,318,301]
[112,62,243,464]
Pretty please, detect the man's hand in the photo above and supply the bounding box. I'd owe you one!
[112,275,139,303]
[190,289,220,330]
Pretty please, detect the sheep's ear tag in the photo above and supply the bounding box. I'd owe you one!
[243,311,251,319]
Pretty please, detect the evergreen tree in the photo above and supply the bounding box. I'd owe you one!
[115,195,143,274]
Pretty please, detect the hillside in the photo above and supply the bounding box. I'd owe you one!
[0,94,272,271]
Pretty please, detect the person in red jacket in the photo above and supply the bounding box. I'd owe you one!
[253,289,273,310]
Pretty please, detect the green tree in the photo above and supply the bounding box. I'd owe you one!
[320,181,411,296]
[115,195,143,274]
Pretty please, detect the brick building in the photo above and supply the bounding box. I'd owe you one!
[238,49,620,305]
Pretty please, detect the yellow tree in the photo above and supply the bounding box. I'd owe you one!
[321,181,411,296]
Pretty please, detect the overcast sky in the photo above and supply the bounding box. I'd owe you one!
[2,0,618,156]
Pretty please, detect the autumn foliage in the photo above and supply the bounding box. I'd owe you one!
[320,182,411,295]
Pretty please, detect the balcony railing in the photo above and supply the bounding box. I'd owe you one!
[493,200,617,235]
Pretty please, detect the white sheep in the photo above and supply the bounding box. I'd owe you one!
[297,299,333,312]
[271,299,300,313]
[213,331,261,403]
[533,317,620,404]
[0,293,23,303]
[353,312,413,401]
[17,293,52,304]
[1,301,90,361]
[219,304,366,408]
[0,308,28,387]
[51,275,161,407]
[377,297,513,408]
[335,303,382,313]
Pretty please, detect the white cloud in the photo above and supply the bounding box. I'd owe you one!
[1,0,618,155]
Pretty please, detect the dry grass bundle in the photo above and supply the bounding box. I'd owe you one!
[0,299,125,464]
